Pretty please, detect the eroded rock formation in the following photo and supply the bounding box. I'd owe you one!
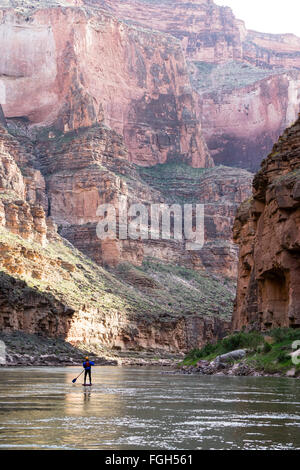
[233,116,300,330]
[99,0,300,171]
[3,0,300,172]
[0,121,235,353]
[3,0,299,353]
[0,0,254,355]
[0,1,211,168]
[23,121,250,277]
[100,0,300,68]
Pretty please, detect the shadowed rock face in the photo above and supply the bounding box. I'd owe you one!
[233,116,300,330]
[196,70,300,172]
[97,0,300,171]
[0,106,6,127]
[0,3,211,168]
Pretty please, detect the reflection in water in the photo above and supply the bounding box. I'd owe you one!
[0,367,299,450]
[83,389,91,404]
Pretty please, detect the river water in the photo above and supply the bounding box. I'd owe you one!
[0,366,299,450]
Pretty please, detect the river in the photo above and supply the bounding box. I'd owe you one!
[0,366,299,450]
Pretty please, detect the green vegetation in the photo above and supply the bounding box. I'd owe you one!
[190,60,286,95]
[182,329,300,374]
[137,162,213,203]
[0,226,234,322]
[184,331,264,362]
[113,259,234,318]
[138,161,207,180]
[0,190,20,202]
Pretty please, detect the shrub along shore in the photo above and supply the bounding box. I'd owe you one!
[1,328,299,374]
[179,329,300,378]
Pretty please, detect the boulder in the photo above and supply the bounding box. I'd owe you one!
[215,349,246,364]
[286,368,296,378]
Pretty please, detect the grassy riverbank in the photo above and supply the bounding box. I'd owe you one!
[181,329,300,376]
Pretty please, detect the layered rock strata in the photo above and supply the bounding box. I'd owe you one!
[0,123,233,354]
[0,0,267,353]
[233,116,300,330]
[30,124,252,278]
[98,0,300,171]
[100,0,300,68]
[0,2,211,168]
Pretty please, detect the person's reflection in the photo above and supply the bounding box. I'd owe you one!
[83,389,91,404]
[64,368,122,419]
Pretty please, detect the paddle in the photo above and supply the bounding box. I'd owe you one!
[72,369,84,383]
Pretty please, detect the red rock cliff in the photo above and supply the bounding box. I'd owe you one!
[98,0,300,171]
[0,123,233,353]
[99,0,300,68]
[0,0,254,353]
[233,116,300,330]
[0,2,211,168]
[0,2,253,279]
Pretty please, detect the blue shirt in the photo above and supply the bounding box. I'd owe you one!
[83,361,94,370]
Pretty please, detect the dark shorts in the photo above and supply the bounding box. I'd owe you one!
[84,369,91,383]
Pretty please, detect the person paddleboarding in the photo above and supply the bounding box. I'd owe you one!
[83,357,95,386]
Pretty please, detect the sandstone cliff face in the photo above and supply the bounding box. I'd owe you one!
[0,126,47,207]
[0,0,256,355]
[2,0,299,173]
[138,163,252,279]
[233,116,300,330]
[99,0,300,171]
[99,0,247,64]
[101,0,300,69]
[197,68,300,171]
[0,2,211,168]
[244,31,300,70]
[24,122,251,278]
[0,126,51,246]
[0,121,234,353]
[0,230,232,353]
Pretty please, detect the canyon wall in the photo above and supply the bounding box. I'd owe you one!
[0,122,233,353]
[3,0,299,352]
[233,116,300,330]
[0,2,253,279]
[3,0,299,172]
[0,2,211,168]
[99,0,300,68]
[99,0,300,171]
[0,2,251,355]
[0,0,255,354]
[29,122,251,278]
[197,68,300,171]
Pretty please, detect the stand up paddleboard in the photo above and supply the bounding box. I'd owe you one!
[82,384,93,386]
